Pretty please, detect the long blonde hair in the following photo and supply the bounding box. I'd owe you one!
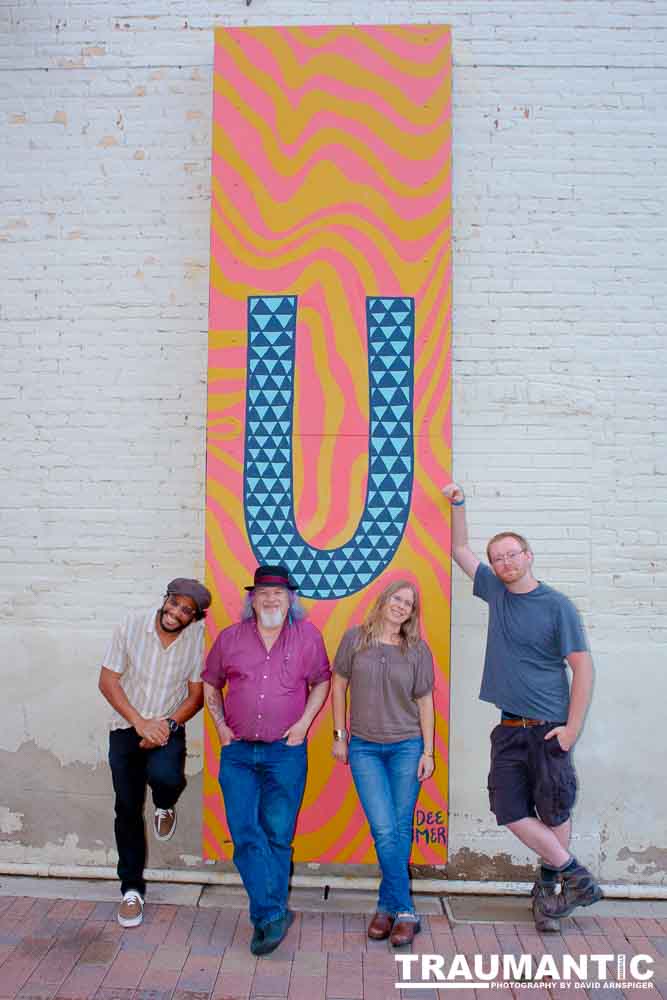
[355,579,422,653]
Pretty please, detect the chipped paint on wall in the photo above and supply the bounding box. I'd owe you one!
[446,847,536,882]
[617,846,667,876]
[0,807,23,835]
[0,742,205,871]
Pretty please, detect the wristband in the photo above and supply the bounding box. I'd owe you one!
[451,498,465,507]
[333,729,348,741]
[422,751,434,757]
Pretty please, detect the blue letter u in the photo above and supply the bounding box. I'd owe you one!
[244,295,414,600]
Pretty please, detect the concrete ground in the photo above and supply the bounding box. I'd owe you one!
[0,876,665,1000]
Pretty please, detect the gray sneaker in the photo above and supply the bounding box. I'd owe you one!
[537,862,603,919]
[531,879,560,933]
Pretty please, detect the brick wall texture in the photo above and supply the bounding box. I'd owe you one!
[1,2,665,882]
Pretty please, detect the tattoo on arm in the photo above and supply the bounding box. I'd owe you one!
[204,687,225,726]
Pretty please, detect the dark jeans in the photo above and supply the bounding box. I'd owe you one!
[218,738,307,929]
[108,726,186,896]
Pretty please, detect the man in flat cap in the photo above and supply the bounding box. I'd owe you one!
[99,577,211,928]
[203,565,330,955]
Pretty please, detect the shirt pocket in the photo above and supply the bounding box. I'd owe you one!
[224,664,252,683]
[278,657,304,693]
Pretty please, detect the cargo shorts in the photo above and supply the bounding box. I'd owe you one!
[487,722,577,827]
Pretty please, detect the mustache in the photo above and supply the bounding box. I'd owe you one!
[160,608,188,632]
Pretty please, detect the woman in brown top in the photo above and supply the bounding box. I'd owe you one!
[332,579,435,947]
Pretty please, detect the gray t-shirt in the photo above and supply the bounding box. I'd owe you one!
[333,626,434,743]
[473,563,588,721]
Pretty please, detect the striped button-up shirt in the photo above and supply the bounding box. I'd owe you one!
[102,609,205,730]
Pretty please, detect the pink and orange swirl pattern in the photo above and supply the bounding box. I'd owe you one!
[205,25,452,864]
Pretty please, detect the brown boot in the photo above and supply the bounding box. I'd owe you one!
[531,879,560,933]
[537,861,603,919]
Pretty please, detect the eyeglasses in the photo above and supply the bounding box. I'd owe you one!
[164,595,197,619]
[490,549,526,566]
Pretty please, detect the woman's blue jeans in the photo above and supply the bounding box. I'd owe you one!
[218,738,307,929]
[349,735,423,917]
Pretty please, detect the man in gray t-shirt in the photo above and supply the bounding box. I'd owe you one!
[443,482,602,931]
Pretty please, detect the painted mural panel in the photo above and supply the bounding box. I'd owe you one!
[205,25,452,864]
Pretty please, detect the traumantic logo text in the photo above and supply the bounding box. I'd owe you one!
[394,953,655,990]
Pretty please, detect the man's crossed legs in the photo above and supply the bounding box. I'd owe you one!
[489,723,602,930]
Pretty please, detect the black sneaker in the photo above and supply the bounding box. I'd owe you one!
[252,910,294,956]
[537,862,603,919]
[250,925,265,955]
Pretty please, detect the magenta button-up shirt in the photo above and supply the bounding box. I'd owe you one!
[202,619,331,742]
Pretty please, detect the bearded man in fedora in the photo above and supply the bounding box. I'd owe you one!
[202,564,330,955]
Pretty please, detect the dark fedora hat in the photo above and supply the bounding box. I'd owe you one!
[245,564,298,592]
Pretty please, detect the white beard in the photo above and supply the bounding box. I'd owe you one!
[258,609,284,629]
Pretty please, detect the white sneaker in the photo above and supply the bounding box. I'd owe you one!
[154,806,177,841]
[118,890,144,927]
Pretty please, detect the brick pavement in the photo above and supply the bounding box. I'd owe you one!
[0,891,666,1000]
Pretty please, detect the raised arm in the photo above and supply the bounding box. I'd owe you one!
[442,482,480,580]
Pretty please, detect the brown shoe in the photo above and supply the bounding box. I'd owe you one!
[117,890,144,928]
[367,912,394,940]
[390,915,421,947]
[154,807,177,841]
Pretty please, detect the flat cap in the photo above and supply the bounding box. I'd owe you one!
[166,578,212,613]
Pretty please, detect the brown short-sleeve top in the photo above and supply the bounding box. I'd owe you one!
[332,626,435,743]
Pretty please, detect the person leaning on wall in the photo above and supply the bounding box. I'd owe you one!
[443,481,602,932]
[331,578,435,948]
[98,577,211,929]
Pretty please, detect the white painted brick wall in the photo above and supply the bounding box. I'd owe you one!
[2,1,665,881]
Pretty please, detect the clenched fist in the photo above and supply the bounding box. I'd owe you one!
[442,482,465,505]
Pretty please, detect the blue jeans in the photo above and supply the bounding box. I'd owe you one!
[349,735,423,917]
[219,738,307,929]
